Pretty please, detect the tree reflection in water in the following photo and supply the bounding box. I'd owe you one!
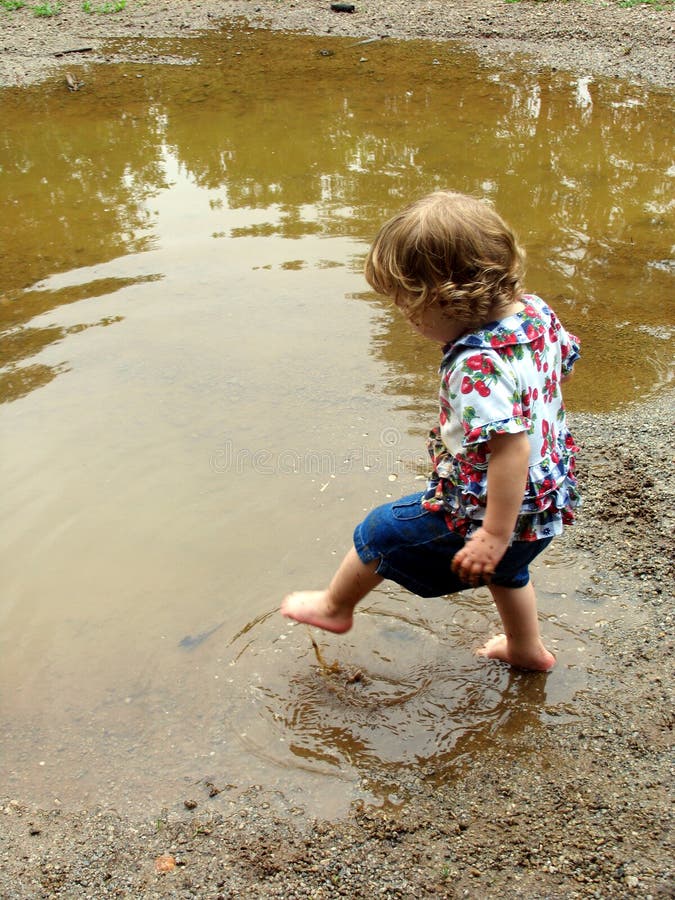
[1,27,672,408]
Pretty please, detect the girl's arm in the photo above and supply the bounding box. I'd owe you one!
[451,431,529,583]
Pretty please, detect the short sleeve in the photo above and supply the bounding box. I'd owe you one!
[446,350,530,447]
[549,309,580,377]
[560,331,580,377]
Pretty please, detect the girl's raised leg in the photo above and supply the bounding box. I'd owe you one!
[479,581,556,671]
[281,548,382,634]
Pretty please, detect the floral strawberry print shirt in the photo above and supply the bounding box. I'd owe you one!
[422,294,581,541]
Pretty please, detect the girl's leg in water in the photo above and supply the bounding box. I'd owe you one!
[479,581,556,671]
[281,548,382,634]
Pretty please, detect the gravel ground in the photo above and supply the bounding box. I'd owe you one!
[1,2,674,898]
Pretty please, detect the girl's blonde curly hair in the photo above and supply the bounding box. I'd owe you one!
[364,191,525,329]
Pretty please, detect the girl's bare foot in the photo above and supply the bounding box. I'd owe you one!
[281,591,354,634]
[477,633,556,672]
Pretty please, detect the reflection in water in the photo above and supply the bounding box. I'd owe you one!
[0,28,672,409]
[0,275,159,402]
[0,27,671,818]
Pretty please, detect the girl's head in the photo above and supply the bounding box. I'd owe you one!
[364,191,525,330]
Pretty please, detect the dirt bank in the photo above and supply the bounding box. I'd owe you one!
[1,3,673,898]
[1,0,674,89]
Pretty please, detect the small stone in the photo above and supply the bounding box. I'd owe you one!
[155,854,176,873]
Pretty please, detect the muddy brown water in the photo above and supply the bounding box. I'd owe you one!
[0,27,672,819]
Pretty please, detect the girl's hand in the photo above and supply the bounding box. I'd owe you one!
[451,527,510,585]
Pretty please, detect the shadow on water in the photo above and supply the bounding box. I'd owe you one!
[0,26,671,818]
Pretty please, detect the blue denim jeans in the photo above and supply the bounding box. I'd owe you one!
[353,492,552,598]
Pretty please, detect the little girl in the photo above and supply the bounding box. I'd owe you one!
[282,191,580,672]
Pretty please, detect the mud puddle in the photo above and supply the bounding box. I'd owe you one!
[0,26,672,821]
[213,548,645,820]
